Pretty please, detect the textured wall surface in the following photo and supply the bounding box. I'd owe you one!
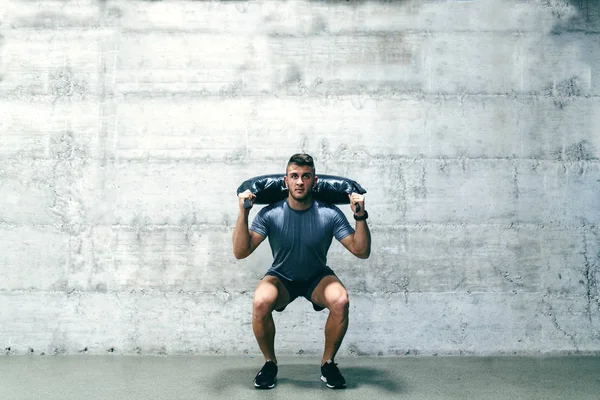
[0,0,599,356]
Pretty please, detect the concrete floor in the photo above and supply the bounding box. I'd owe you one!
[1,355,599,400]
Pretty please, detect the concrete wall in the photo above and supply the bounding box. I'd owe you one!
[0,0,599,356]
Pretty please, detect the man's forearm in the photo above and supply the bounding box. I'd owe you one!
[353,220,371,257]
[232,211,252,259]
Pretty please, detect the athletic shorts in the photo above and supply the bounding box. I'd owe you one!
[264,267,336,312]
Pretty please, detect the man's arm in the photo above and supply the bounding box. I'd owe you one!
[340,193,371,259]
[232,190,266,259]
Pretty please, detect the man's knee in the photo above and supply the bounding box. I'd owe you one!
[252,281,280,316]
[252,294,276,316]
[328,292,349,315]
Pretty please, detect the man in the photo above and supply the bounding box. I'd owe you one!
[232,153,371,390]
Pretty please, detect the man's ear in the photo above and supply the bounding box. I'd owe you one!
[283,175,288,189]
[313,175,318,188]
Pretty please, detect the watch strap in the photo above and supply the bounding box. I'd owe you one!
[353,210,369,221]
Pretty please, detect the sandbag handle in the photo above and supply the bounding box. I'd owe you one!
[244,199,252,209]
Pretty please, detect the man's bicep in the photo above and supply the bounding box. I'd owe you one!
[339,233,357,255]
[249,230,267,253]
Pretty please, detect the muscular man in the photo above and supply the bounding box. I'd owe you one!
[232,153,371,390]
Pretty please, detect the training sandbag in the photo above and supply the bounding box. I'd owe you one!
[236,174,367,207]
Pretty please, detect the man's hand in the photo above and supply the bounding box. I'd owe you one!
[238,189,256,212]
[348,193,365,216]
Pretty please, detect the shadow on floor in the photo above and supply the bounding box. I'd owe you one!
[208,363,404,393]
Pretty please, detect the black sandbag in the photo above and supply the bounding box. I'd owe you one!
[236,174,367,205]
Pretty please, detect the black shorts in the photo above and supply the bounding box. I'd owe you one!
[264,267,336,312]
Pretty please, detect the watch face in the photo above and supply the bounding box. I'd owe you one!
[354,210,368,220]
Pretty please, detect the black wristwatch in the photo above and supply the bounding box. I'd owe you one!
[353,210,369,221]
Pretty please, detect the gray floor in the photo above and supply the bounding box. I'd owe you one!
[1,355,599,400]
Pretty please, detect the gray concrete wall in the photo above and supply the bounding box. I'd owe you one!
[0,0,599,356]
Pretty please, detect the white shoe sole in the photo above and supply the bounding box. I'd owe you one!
[321,375,346,389]
[254,378,276,389]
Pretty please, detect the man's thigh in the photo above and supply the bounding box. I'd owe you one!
[310,275,348,310]
[254,275,292,311]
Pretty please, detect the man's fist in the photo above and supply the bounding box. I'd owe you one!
[348,192,365,215]
[238,189,256,211]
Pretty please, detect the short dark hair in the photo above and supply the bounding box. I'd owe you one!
[287,153,315,174]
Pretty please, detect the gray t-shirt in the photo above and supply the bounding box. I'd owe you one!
[250,199,355,281]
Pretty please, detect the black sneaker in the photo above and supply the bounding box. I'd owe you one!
[320,360,346,389]
[254,360,277,389]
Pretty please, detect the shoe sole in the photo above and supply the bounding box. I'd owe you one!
[321,375,346,389]
[254,378,276,389]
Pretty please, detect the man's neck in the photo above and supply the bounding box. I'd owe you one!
[287,195,314,211]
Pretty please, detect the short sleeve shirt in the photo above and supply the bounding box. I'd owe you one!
[250,199,354,281]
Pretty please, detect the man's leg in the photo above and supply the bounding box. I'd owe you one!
[310,275,349,365]
[252,275,291,364]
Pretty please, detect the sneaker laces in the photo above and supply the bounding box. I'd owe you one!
[323,360,341,375]
[259,361,277,377]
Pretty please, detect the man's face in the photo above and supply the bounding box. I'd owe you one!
[284,164,317,201]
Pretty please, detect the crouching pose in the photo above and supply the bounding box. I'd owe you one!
[232,153,371,389]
